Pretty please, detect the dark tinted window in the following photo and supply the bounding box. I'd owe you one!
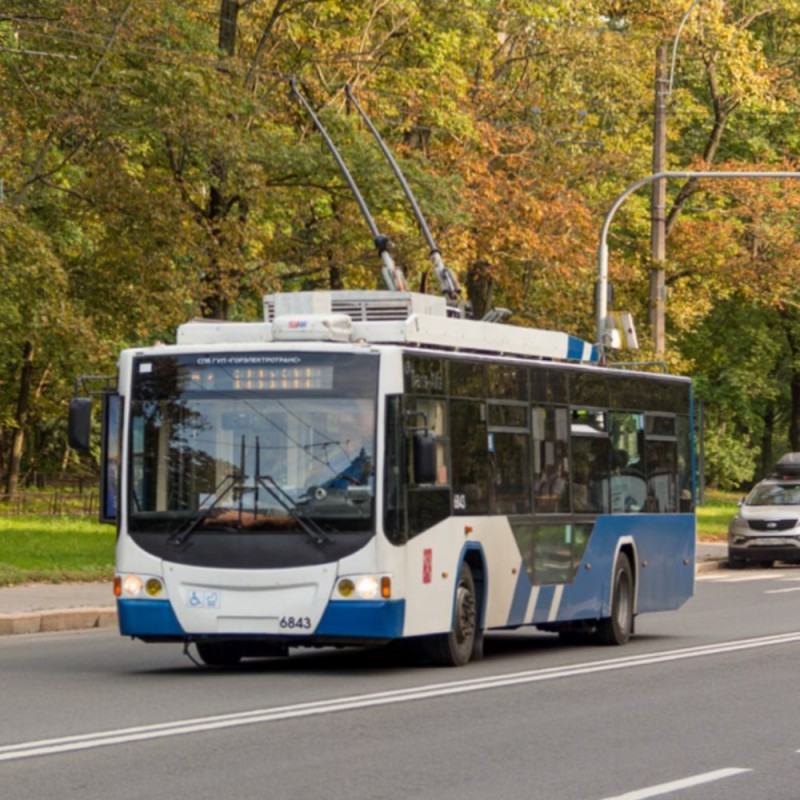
[488,403,528,429]
[451,400,489,514]
[493,432,531,514]
[404,356,447,395]
[449,361,486,398]
[531,368,568,404]
[533,407,570,513]
[488,363,528,400]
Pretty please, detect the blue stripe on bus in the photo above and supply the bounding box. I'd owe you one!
[534,514,695,625]
[566,336,583,361]
[117,599,184,637]
[315,599,405,639]
[533,585,556,622]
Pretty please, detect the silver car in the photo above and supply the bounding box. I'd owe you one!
[728,477,800,567]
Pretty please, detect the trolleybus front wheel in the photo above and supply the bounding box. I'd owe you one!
[421,563,479,667]
[596,552,634,646]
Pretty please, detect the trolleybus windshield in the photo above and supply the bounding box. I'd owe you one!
[128,352,378,539]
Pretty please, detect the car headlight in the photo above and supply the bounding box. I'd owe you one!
[728,515,748,534]
[333,575,391,600]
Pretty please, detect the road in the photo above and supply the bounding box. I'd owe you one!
[3,565,800,800]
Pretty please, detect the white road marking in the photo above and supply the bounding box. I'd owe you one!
[2,633,800,762]
[598,767,751,799]
[697,572,786,582]
[765,587,800,594]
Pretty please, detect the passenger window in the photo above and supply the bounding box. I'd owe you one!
[451,400,489,514]
[532,407,569,513]
[608,412,646,512]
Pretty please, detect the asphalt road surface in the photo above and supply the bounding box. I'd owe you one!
[3,564,800,800]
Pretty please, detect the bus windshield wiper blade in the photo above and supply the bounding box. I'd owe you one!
[167,472,238,549]
[256,474,330,546]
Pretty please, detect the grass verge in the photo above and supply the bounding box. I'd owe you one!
[697,489,739,541]
[0,516,115,586]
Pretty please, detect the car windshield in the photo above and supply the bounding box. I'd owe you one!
[746,483,800,506]
[128,352,377,534]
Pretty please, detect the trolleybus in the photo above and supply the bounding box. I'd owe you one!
[70,288,695,666]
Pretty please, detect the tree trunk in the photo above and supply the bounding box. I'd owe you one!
[218,0,240,56]
[786,316,800,452]
[759,404,774,476]
[465,260,494,321]
[5,341,35,496]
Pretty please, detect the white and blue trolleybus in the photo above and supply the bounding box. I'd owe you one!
[71,288,695,666]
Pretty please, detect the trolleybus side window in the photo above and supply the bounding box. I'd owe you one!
[451,399,490,514]
[608,412,646,512]
[488,401,531,515]
[532,406,570,514]
[645,414,677,513]
[488,363,529,401]
[570,408,610,513]
[677,415,694,511]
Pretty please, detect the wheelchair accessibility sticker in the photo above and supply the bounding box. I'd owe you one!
[186,589,222,609]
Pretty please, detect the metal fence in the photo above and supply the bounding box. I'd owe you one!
[0,491,99,517]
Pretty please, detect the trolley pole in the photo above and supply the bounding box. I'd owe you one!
[597,170,800,359]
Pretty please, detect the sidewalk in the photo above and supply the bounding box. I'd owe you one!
[0,581,116,636]
[0,542,727,637]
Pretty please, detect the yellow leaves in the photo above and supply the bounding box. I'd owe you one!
[685,0,778,110]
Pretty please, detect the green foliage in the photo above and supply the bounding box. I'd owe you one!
[703,426,761,491]
[1,0,799,491]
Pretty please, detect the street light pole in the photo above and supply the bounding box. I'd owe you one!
[650,46,668,356]
[597,170,800,358]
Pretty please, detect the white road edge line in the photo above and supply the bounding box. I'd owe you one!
[2,634,800,762]
[765,587,800,594]
[598,767,752,800]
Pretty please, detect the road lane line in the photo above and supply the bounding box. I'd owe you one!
[697,573,786,583]
[597,767,751,799]
[766,587,800,594]
[2,633,800,762]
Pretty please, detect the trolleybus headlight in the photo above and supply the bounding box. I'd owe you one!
[334,575,391,600]
[116,574,166,599]
[355,575,380,599]
[121,575,143,597]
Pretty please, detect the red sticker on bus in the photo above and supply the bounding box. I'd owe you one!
[423,549,432,584]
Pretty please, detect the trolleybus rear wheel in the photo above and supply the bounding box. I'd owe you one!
[596,552,633,646]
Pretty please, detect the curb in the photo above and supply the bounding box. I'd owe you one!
[696,559,726,573]
[0,608,117,636]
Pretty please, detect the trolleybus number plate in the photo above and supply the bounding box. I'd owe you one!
[279,616,312,630]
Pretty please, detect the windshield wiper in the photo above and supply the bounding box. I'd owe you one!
[255,473,330,546]
[167,471,239,550]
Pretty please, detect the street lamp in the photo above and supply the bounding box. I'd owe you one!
[598,170,800,358]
